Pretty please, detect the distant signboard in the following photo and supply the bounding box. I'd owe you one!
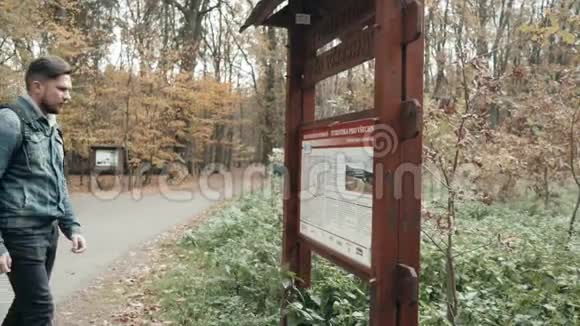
[300,119,375,268]
[95,148,119,168]
[90,145,125,175]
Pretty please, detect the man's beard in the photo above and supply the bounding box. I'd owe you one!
[40,99,60,115]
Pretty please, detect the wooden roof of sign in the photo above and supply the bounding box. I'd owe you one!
[240,0,340,32]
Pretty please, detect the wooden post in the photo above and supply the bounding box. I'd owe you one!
[370,0,404,324]
[281,1,313,325]
[398,1,424,326]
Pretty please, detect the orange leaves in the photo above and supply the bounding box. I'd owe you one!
[59,65,242,169]
[164,75,239,118]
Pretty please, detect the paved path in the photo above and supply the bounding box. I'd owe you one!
[0,173,263,319]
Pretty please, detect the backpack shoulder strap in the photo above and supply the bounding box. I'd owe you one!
[0,104,27,170]
[0,104,25,142]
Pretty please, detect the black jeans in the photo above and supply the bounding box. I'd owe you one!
[1,220,59,326]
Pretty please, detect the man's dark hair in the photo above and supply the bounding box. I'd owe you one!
[25,56,72,91]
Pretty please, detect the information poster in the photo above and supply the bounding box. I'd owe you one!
[95,149,119,168]
[300,120,374,268]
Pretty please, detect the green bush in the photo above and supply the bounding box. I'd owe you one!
[153,186,579,325]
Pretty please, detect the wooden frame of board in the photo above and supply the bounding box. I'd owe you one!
[242,1,424,324]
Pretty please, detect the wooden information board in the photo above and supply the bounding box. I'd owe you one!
[242,0,424,325]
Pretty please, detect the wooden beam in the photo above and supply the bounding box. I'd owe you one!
[304,28,375,87]
[302,109,376,130]
[308,0,375,50]
[262,5,292,29]
[240,0,285,32]
[301,236,372,281]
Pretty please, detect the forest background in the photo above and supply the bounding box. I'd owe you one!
[1,1,579,324]
[1,0,575,233]
[0,0,577,195]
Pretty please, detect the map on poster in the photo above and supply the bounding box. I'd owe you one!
[300,120,374,268]
[95,149,119,168]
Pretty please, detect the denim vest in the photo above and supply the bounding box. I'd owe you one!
[0,96,80,242]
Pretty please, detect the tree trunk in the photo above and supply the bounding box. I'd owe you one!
[260,27,277,164]
[346,68,354,111]
[492,0,514,77]
[445,194,458,326]
[543,166,550,209]
[570,190,580,239]
[424,7,433,93]
[80,158,86,186]
[476,0,490,57]
[569,110,579,239]
[165,0,214,76]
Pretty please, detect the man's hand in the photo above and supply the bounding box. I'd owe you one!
[0,253,11,273]
[71,234,87,254]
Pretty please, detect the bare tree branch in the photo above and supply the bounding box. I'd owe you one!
[569,109,579,239]
[163,0,186,15]
[421,229,448,256]
[200,0,222,15]
[570,109,580,186]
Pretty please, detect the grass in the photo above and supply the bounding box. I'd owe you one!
[147,180,580,326]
